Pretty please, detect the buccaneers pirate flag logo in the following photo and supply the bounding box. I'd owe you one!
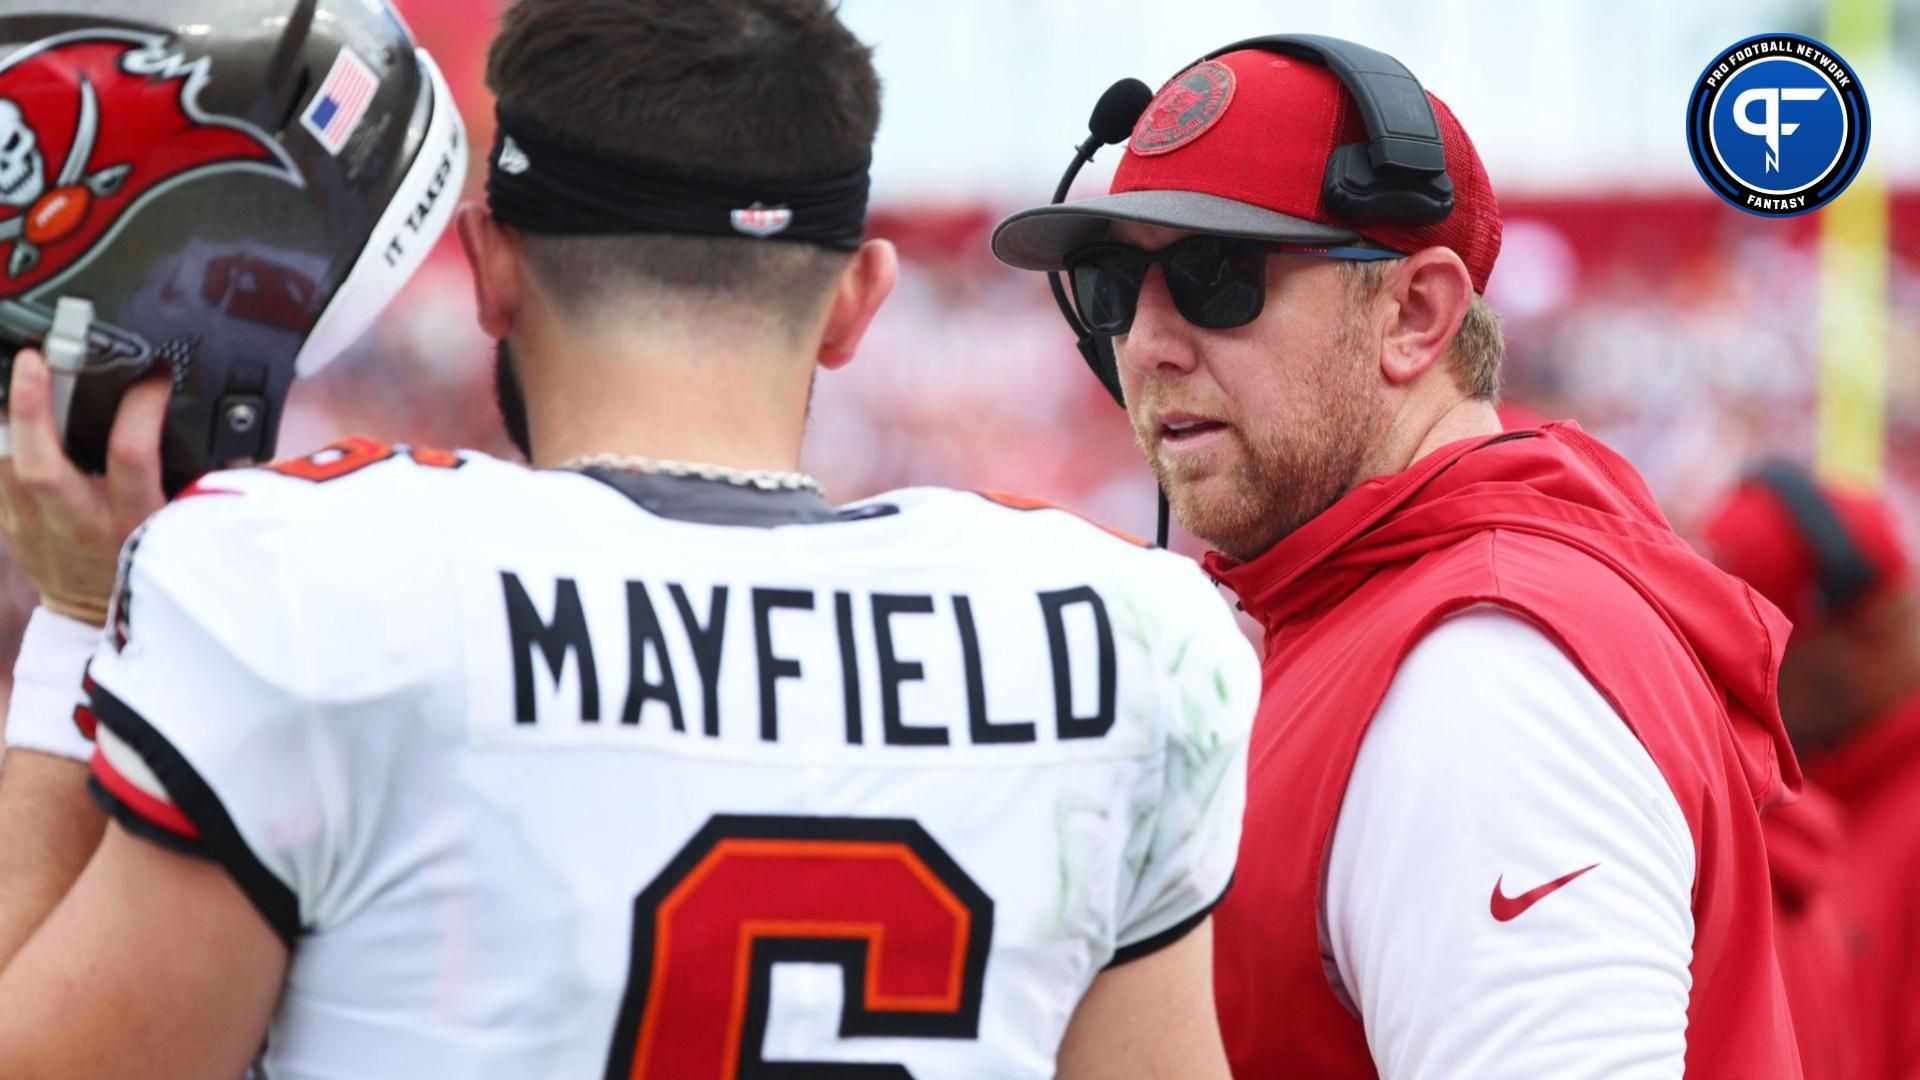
[0,31,302,298]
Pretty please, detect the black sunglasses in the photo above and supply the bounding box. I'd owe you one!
[1065,234,1403,336]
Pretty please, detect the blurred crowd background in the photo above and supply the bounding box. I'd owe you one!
[0,0,1914,682]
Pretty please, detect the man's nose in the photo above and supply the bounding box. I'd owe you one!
[1114,264,1199,379]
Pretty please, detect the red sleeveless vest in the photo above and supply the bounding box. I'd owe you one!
[1208,425,1803,1077]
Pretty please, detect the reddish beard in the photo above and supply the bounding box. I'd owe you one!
[1131,318,1385,561]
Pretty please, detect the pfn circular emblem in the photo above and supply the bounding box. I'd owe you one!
[1686,34,1869,218]
[1131,61,1235,156]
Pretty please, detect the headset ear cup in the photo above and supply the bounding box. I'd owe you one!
[1748,461,1881,613]
[1321,144,1372,222]
[1322,143,1455,226]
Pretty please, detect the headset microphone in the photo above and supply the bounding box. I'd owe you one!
[1041,77,1170,546]
[1046,78,1151,407]
[1084,78,1156,158]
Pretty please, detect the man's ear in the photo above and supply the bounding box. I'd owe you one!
[456,202,524,341]
[817,238,898,371]
[1378,247,1473,388]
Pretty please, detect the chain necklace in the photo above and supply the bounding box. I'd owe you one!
[554,453,824,495]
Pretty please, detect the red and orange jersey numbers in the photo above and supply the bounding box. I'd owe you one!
[606,816,994,1078]
[265,435,464,483]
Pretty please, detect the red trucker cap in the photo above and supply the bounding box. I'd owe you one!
[1702,471,1912,631]
[992,48,1503,292]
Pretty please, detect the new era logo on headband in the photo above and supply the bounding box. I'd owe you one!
[488,109,867,250]
[496,136,530,175]
[730,202,792,238]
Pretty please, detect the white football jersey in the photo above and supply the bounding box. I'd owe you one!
[83,439,1258,1079]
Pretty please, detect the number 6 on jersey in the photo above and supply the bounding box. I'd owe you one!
[604,815,995,1078]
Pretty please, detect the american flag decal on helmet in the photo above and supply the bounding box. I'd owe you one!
[301,48,379,156]
[730,203,792,238]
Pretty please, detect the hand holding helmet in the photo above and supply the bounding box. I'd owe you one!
[0,1,465,617]
[0,346,166,625]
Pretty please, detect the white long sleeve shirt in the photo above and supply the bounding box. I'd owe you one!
[1325,606,1696,1078]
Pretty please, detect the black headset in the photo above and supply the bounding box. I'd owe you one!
[1747,459,1881,616]
[1046,35,1457,411]
[1043,35,1455,545]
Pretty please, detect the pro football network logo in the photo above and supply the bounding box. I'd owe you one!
[1685,33,1869,217]
[0,30,303,298]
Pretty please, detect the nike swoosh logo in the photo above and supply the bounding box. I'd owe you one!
[1490,863,1600,922]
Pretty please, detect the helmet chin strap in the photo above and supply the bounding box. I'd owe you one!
[1157,487,1170,550]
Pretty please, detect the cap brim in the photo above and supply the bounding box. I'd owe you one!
[990,190,1363,271]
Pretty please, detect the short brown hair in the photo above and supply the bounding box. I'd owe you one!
[1341,260,1503,400]
[486,0,881,324]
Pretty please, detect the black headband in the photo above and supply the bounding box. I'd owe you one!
[485,108,871,251]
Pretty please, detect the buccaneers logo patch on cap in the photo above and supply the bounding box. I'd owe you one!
[0,30,302,297]
[1131,61,1236,156]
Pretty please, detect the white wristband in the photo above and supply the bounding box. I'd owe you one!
[6,606,103,762]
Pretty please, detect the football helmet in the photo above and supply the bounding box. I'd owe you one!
[0,0,465,489]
